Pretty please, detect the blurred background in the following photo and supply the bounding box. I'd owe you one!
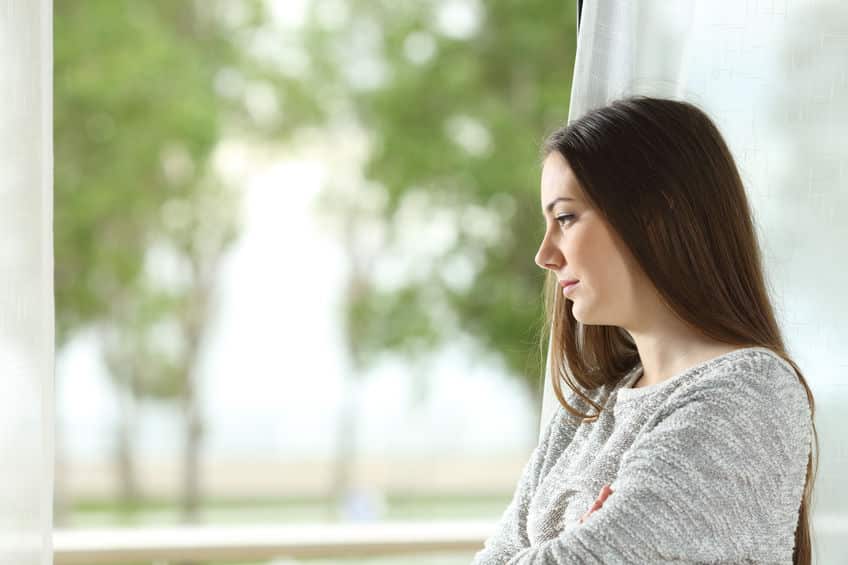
[52,0,848,564]
[54,0,574,562]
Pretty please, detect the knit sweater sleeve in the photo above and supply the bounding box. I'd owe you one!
[470,405,576,563]
[506,363,812,565]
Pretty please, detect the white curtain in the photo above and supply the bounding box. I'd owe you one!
[0,1,54,564]
[541,0,847,559]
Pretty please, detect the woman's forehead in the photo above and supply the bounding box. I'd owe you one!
[541,153,582,201]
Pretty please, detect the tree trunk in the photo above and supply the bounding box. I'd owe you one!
[328,212,372,520]
[115,381,140,509]
[102,331,142,513]
[180,364,202,523]
[179,252,212,524]
[53,427,71,526]
[328,374,360,520]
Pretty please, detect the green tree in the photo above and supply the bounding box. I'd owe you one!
[288,0,578,511]
[54,0,252,522]
[56,0,578,523]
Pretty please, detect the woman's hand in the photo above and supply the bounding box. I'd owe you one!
[578,484,613,524]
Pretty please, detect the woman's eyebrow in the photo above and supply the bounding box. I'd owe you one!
[544,196,576,213]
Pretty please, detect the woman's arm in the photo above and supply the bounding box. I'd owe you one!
[471,406,571,563]
[504,364,812,564]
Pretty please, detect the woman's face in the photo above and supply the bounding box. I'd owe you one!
[535,151,642,327]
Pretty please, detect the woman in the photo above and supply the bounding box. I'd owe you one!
[472,96,818,564]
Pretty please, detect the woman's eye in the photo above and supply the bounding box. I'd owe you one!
[555,214,575,226]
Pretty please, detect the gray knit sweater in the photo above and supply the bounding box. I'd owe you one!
[471,346,812,564]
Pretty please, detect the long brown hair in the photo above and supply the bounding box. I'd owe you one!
[538,95,818,564]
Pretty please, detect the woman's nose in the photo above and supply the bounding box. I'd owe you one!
[535,238,562,271]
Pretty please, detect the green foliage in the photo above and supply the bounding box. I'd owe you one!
[54,0,267,520]
[54,0,239,345]
[55,0,577,406]
[301,0,577,398]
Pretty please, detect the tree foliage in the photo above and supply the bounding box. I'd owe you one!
[299,0,578,400]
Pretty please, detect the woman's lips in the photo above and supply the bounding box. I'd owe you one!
[561,281,579,295]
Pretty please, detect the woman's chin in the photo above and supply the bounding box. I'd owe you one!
[571,302,597,325]
[571,303,584,322]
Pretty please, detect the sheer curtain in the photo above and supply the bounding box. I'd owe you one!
[540,0,847,559]
[0,1,54,564]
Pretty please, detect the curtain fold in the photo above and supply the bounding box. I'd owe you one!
[0,1,54,564]
[542,0,847,555]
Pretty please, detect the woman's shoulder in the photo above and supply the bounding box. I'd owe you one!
[667,346,810,424]
[687,347,802,392]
